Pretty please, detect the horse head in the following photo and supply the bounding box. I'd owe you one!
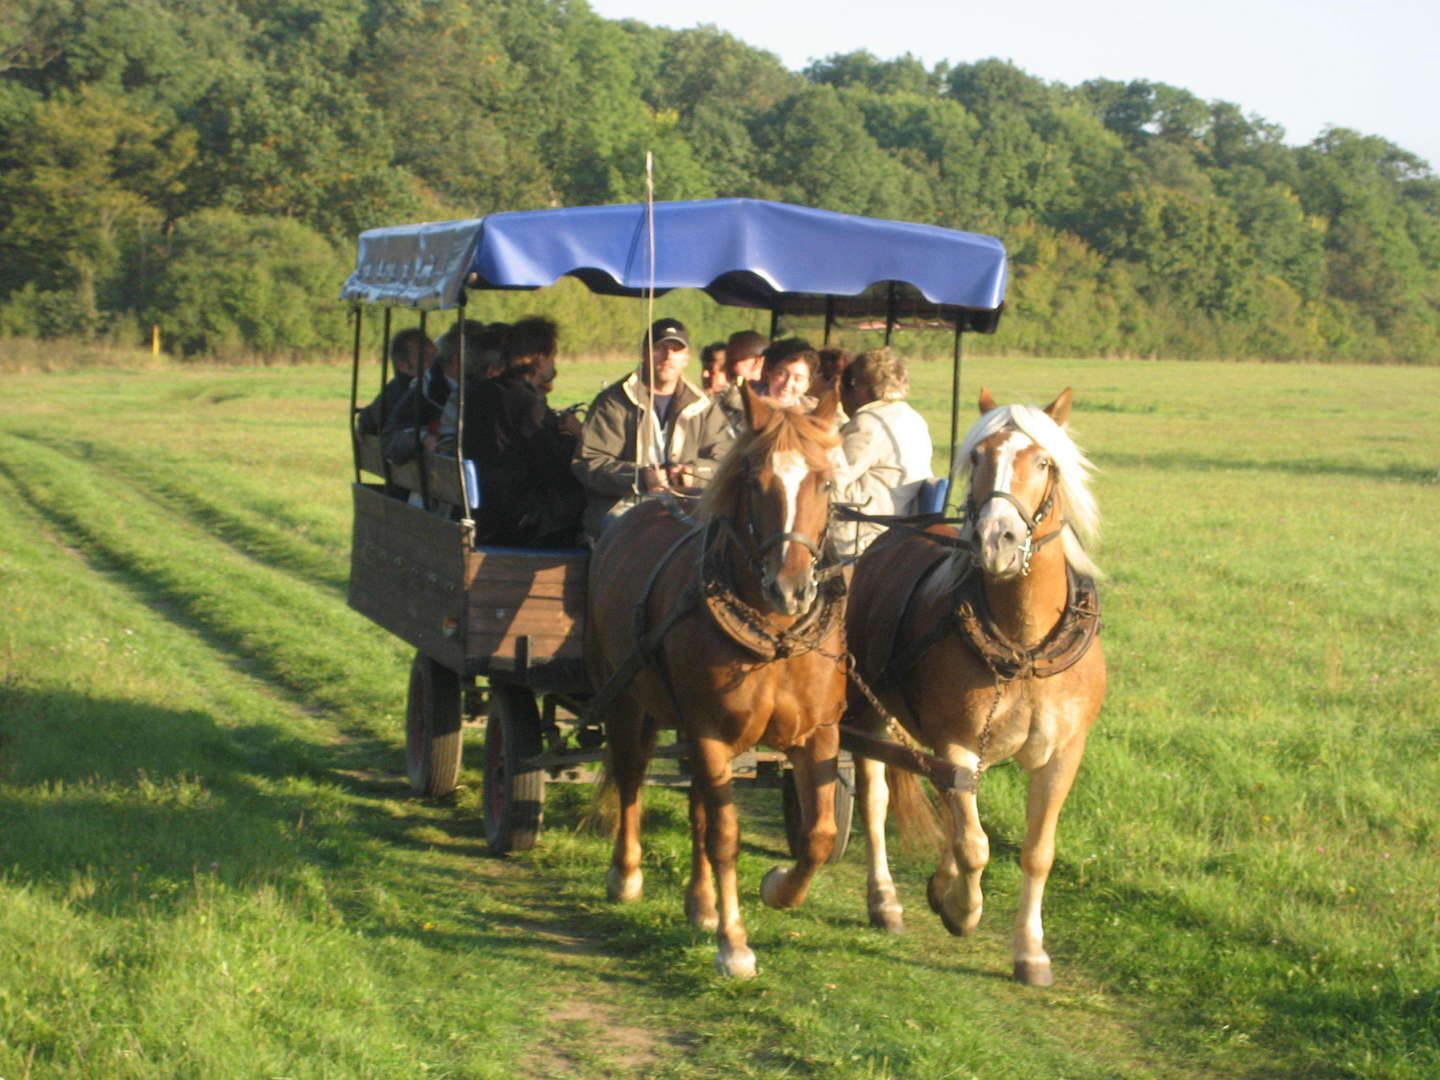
[706,382,840,616]
[964,388,1079,580]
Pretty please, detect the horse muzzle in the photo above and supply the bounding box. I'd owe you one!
[976,513,1029,579]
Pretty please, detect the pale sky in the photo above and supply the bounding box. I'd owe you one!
[588,0,1440,173]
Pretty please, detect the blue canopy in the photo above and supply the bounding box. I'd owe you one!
[341,198,1008,331]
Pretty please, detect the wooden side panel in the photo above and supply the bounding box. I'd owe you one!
[466,549,589,676]
[348,483,468,671]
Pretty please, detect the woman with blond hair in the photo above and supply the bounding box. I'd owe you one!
[833,346,934,557]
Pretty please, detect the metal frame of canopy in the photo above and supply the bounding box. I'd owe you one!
[341,197,1009,515]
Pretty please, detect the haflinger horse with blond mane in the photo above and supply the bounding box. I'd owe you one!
[585,383,847,977]
[846,387,1104,986]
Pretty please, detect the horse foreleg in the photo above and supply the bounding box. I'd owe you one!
[693,736,755,977]
[685,782,719,932]
[856,754,903,931]
[605,704,654,903]
[1012,733,1088,986]
[929,744,988,937]
[760,727,839,910]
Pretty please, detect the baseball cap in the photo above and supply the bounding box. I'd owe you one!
[646,318,689,349]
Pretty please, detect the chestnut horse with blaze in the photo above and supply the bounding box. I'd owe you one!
[848,388,1105,986]
[586,384,847,977]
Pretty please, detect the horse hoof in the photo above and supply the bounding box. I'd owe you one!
[685,896,719,933]
[715,945,757,978]
[606,865,643,903]
[926,873,946,915]
[759,866,790,909]
[1013,960,1054,987]
[868,905,905,933]
[936,896,981,938]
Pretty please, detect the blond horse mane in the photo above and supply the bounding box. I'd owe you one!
[955,403,1102,579]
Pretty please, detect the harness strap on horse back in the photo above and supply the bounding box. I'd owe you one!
[585,500,847,724]
[889,563,1101,685]
[584,517,706,723]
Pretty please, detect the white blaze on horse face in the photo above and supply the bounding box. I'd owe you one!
[772,449,808,561]
[977,431,1035,576]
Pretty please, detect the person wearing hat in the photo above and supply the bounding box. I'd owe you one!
[714,329,769,434]
[572,318,734,543]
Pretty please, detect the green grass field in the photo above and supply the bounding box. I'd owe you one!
[2,354,1438,1079]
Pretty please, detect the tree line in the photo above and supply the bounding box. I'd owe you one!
[2,0,1437,361]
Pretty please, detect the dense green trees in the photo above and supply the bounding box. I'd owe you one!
[1,0,1435,360]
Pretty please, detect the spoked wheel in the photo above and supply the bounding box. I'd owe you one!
[405,652,463,798]
[484,682,546,854]
[783,756,855,864]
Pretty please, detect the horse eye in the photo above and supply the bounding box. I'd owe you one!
[1038,457,1052,470]
[969,450,979,465]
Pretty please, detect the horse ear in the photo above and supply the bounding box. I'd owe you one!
[1044,388,1073,426]
[812,383,840,424]
[978,387,997,414]
[742,379,771,431]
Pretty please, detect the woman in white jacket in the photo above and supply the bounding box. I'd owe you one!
[832,347,934,557]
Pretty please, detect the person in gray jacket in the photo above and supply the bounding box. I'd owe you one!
[572,318,734,543]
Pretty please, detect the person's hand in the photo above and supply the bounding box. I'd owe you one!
[421,431,438,453]
[640,466,667,492]
[666,464,695,488]
[556,412,582,439]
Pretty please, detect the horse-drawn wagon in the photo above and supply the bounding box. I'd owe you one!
[340,197,1008,853]
[341,199,1105,982]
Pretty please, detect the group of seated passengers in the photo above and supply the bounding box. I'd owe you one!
[363,314,935,559]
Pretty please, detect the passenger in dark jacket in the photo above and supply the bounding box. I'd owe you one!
[357,327,434,435]
[382,320,489,464]
[465,317,585,547]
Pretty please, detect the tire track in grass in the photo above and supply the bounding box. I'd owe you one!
[0,433,403,730]
[11,430,351,598]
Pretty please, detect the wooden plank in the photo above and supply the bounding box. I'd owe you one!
[348,483,469,671]
[465,549,588,668]
[838,724,974,793]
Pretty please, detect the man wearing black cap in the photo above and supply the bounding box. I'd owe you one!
[572,318,734,542]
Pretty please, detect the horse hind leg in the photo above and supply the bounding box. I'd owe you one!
[1012,734,1088,987]
[605,703,655,903]
[856,754,903,932]
[759,728,839,911]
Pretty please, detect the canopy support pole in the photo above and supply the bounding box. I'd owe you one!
[349,305,363,484]
[823,295,835,346]
[378,307,395,490]
[769,308,780,342]
[884,282,897,345]
[945,323,965,515]
[453,295,472,526]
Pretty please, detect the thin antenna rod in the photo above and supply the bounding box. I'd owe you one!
[637,151,657,491]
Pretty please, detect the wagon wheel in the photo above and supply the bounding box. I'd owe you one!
[484,682,546,854]
[405,652,463,798]
[782,758,854,864]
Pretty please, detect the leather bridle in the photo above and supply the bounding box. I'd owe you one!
[964,453,1064,577]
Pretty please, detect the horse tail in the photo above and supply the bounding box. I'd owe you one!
[885,764,942,851]
[582,758,619,836]
[581,709,657,836]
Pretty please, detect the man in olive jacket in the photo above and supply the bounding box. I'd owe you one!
[573,318,734,543]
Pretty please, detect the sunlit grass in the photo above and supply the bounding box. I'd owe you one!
[1,356,1438,1078]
